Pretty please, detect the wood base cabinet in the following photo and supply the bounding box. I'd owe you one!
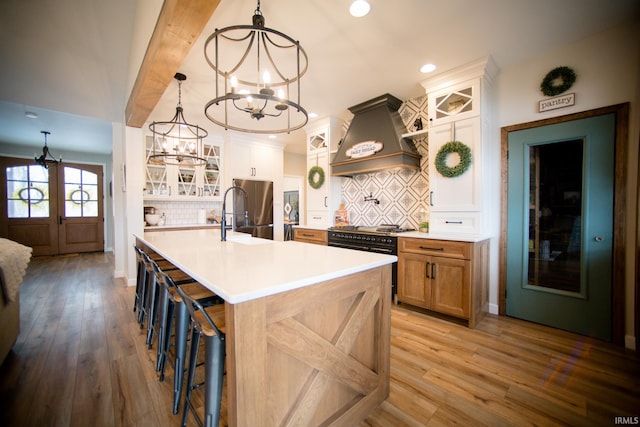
[397,237,489,327]
[293,227,327,245]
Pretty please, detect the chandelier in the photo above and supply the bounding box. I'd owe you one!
[35,131,61,169]
[204,0,308,134]
[148,73,207,166]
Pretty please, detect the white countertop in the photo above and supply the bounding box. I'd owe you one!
[295,224,490,243]
[399,231,490,243]
[136,229,396,304]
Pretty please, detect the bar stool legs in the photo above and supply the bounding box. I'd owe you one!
[173,279,226,427]
[154,263,219,415]
[133,247,145,314]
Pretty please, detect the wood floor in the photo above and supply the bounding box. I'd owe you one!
[1,252,639,426]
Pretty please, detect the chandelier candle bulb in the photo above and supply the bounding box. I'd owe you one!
[230,75,238,94]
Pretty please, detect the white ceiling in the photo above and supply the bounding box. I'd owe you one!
[0,0,638,156]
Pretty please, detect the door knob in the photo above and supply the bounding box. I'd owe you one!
[594,236,604,242]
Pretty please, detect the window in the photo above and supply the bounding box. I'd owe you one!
[6,165,50,218]
[64,167,98,217]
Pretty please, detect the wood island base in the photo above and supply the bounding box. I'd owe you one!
[225,265,392,426]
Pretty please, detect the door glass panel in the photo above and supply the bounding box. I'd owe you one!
[63,167,98,217]
[6,165,50,218]
[527,139,583,294]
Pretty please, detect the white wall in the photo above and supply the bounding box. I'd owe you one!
[494,19,640,347]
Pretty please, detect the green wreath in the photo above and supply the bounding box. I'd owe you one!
[308,166,325,189]
[435,141,472,178]
[540,66,576,97]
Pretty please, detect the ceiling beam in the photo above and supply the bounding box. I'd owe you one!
[125,0,220,128]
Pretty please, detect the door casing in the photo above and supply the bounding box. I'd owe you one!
[499,103,630,346]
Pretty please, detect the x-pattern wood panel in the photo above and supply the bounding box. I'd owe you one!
[267,286,382,426]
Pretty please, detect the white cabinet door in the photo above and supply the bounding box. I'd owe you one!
[428,116,481,212]
[427,79,479,127]
[229,140,281,180]
[307,150,329,211]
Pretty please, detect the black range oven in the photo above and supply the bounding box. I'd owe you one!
[328,225,413,302]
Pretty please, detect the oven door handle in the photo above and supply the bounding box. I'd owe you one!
[330,242,371,251]
[369,247,395,255]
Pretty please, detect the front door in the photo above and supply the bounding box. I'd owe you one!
[506,113,615,341]
[0,157,104,256]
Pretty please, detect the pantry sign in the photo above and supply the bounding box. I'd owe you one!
[538,93,575,113]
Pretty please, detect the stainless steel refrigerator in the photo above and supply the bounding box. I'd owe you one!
[232,178,274,239]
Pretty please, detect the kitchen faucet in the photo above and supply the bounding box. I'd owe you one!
[221,185,249,241]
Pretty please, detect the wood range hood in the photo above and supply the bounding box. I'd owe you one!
[330,94,421,176]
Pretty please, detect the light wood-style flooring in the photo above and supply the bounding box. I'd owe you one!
[1,252,638,426]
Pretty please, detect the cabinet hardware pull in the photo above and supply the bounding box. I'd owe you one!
[324,196,328,208]
[302,233,314,237]
[445,220,463,224]
[420,246,444,251]
[425,262,430,278]
[168,186,172,196]
[430,191,434,206]
[431,263,436,279]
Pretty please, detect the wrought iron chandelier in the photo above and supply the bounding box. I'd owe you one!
[35,131,61,169]
[148,73,208,166]
[204,0,308,134]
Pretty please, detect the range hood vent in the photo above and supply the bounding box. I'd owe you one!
[331,94,421,176]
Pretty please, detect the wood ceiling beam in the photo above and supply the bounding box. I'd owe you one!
[125,0,220,128]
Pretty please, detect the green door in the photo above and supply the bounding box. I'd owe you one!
[506,114,615,341]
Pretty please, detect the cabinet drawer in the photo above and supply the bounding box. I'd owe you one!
[429,212,480,234]
[306,211,329,227]
[294,228,327,245]
[399,237,471,259]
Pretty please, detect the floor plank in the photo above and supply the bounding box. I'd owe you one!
[0,252,638,426]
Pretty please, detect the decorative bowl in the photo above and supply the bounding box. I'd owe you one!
[145,214,160,226]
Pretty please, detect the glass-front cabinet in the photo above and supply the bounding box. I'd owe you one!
[143,135,222,200]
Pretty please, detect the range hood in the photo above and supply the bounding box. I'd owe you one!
[331,94,421,176]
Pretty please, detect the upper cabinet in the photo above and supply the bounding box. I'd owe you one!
[421,57,497,235]
[227,139,283,181]
[143,135,222,201]
[427,79,479,126]
[308,130,328,153]
[305,117,345,227]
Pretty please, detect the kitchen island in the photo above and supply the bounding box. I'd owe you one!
[135,229,396,426]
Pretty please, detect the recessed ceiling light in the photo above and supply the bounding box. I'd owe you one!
[308,112,318,119]
[350,0,370,17]
[420,63,436,73]
[268,134,276,139]
[25,111,39,119]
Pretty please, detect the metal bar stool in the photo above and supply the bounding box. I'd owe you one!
[134,247,171,326]
[173,279,226,427]
[153,262,220,414]
[140,251,192,347]
[133,246,147,317]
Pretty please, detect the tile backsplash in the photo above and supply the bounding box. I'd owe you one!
[339,95,430,230]
[144,201,222,225]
